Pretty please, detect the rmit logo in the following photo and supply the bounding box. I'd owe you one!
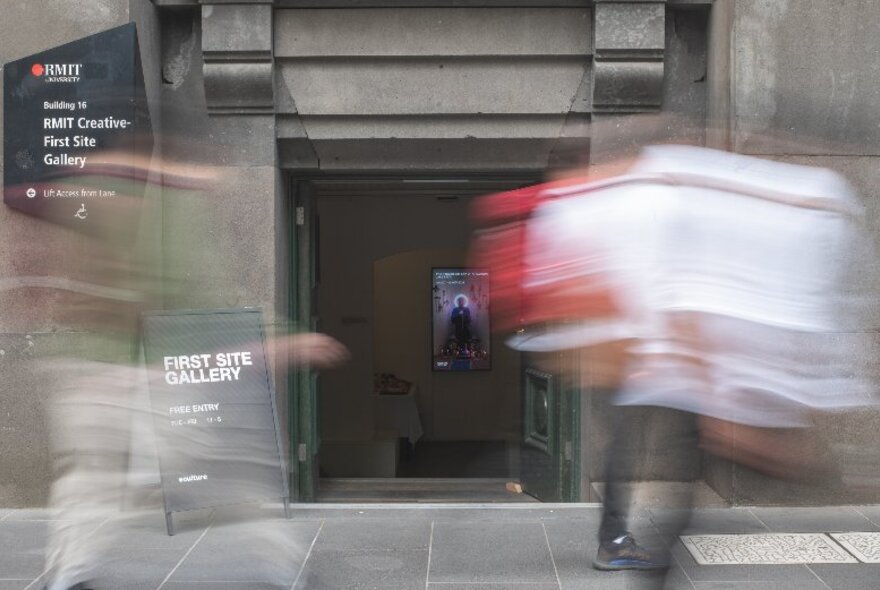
[32,63,82,77]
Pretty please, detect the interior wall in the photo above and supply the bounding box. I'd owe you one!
[317,194,521,442]
[375,249,521,441]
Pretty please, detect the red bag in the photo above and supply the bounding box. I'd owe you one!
[469,177,622,334]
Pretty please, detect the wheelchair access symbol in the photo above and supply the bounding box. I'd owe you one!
[74,204,88,220]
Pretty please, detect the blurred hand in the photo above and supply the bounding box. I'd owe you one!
[271,332,350,369]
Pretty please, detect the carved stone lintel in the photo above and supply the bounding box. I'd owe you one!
[592,1,666,114]
[593,60,664,112]
[204,62,275,114]
[201,3,274,115]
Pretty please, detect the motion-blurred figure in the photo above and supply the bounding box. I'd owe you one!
[496,144,878,585]
[28,153,348,590]
[43,334,346,590]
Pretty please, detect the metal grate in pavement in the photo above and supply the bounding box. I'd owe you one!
[681,533,859,565]
[830,532,880,563]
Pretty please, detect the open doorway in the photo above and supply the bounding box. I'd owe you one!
[307,176,538,502]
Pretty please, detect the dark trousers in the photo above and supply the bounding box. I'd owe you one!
[598,406,701,545]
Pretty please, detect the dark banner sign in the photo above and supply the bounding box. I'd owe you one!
[3,23,152,238]
[141,309,289,535]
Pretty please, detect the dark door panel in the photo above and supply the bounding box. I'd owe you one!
[520,352,581,502]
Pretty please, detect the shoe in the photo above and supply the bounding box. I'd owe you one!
[593,532,669,571]
[42,583,95,590]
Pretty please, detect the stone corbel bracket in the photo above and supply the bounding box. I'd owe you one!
[201,2,274,115]
[592,1,666,113]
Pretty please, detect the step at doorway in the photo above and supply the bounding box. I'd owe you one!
[318,478,540,503]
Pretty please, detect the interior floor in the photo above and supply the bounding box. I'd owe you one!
[398,441,512,478]
[317,441,527,503]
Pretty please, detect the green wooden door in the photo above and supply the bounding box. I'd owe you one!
[519,350,581,502]
[289,180,320,501]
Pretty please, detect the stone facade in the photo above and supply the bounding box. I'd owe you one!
[0,0,163,507]
[702,0,880,505]
[1,0,878,506]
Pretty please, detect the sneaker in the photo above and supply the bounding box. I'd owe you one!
[593,533,669,571]
[42,583,95,590]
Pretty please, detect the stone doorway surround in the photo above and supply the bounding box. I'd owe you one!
[153,0,705,172]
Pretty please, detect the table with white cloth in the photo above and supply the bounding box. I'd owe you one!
[373,385,424,448]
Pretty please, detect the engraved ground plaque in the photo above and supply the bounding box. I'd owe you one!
[681,533,859,565]
[830,532,880,563]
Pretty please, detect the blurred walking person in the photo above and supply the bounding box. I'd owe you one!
[495,143,878,585]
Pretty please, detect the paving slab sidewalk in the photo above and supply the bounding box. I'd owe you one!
[1,505,879,590]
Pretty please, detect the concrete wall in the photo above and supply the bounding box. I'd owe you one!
[8,0,875,506]
[159,11,280,316]
[0,0,162,507]
[582,4,710,488]
[158,5,291,458]
[0,0,286,507]
[275,7,592,172]
[701,0,880,504]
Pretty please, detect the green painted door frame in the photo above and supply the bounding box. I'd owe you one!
[286,175,585,503]
[288,180,319,501]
